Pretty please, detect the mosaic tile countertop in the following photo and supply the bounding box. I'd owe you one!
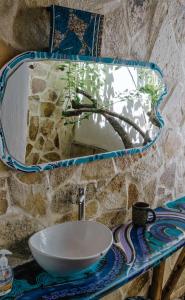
[2,197,185,300]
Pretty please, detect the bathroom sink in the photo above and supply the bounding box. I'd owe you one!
[29,221,113,275]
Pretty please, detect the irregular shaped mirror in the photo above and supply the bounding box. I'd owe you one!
[0,52,166,172]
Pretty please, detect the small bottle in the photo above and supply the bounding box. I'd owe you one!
[0,250,13,296]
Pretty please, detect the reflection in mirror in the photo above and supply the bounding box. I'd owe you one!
[1,60,165,166]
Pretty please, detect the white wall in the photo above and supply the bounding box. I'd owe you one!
[1,63,29,163]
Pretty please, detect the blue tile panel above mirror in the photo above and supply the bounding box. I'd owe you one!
[1,196,185,299]
[0,51,167,172]
[49,5,104,56]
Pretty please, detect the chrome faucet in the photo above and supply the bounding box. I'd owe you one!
[77,188,85,221]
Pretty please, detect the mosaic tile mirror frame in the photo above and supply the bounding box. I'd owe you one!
[0,51,167,172]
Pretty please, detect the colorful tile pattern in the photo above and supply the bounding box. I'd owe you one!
[49,5,104,56]
[2,197,185,300]
[0,51,167,172]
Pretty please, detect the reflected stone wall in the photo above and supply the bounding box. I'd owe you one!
[26,61,75,165]
[0,0,185,299]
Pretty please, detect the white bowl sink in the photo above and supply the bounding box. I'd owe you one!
[29,221,113,275]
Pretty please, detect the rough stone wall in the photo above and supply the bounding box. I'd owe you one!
[26,61,75,165]
[0,0,122,51]
[0,0,185,299]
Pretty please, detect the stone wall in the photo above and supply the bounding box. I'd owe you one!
[26,61,75,165]
[0,0,185,299]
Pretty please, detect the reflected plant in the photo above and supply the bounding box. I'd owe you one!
[139,84,161,107]
[58,62,161,148]
[139,84,163,128]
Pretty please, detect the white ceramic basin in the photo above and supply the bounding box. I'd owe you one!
[29,221,113,275]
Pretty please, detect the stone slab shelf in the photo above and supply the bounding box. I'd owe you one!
[2,197,185,300]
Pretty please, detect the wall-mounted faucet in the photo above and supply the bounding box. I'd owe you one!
[77,188,85,221]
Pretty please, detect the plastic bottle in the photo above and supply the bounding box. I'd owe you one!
[0,250,13,296]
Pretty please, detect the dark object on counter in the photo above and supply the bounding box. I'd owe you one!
[132,201,156,227]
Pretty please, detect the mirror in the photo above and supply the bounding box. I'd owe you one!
[0,52,166,172]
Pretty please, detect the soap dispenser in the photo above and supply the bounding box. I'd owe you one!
[0,250,13,296]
